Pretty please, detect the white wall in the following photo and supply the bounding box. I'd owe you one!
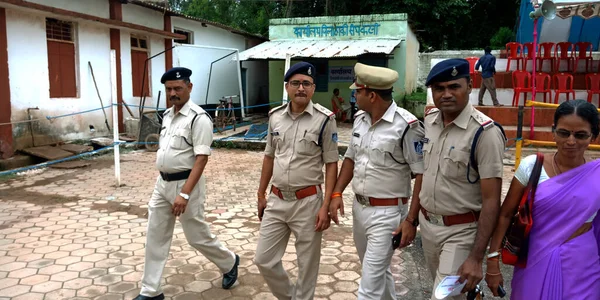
[25,0,110,19]
[122,3,163,30]
[404,28,420,94]
[6,8,113,148]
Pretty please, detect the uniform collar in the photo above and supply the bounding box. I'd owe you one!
[381,101,397,123]
[362,101,396,125]
[176,100,192,117]
[282,100,314,116]
[432,103,472,129]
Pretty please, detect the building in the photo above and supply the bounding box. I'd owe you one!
[0,0,267,158]
[238,13,420,111]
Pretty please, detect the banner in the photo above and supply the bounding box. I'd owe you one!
[329,67,354,82]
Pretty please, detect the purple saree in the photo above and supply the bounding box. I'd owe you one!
[510,159,600,299]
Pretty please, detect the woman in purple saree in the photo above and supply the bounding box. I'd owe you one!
[486,100,600,299]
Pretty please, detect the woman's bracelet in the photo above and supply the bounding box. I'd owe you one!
[486,272,502,276]
[331,192,343,199]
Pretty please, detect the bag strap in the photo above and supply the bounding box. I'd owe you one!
[527,152,545,210]
[467,121,507,184]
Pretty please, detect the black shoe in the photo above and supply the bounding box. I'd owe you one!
[222,254,239,289]
[132,294,164,300]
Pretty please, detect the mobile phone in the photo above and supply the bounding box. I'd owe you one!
[392,232,402,250]
[497,285,506,298]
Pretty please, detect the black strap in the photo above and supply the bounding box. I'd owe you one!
[317,117,330,147]
[183,113,200,147]
[467,122,507,184]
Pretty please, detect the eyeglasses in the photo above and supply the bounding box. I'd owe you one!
[554,129,592,140]
[289,81,314,89]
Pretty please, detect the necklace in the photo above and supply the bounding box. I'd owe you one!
[552,152,586,176]
[552,152,563,175]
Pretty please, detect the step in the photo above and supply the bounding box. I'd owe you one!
[424,105,557,127]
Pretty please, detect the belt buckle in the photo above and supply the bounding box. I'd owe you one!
[280,190,297,201]
[356,195,369,207]
[427,212,444,225]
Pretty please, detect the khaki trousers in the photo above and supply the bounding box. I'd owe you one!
[254,188,323,300]
[140,176,236,297]
[478,77,499,105]
[353,198,403,300]
[419,211,478,300]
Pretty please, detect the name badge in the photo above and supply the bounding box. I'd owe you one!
[353,133,360,138]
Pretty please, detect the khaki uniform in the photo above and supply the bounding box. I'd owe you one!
[419,103,505,300]
[345,101,425,300]
[254,101,338,300]
[140,101,236,297]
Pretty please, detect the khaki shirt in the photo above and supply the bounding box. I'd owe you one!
[344,101,425,198]
[156,101,212,173]
[420,103,506,215]
[264,101,339,191]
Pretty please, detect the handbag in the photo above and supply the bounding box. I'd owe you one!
[501,152,544,268]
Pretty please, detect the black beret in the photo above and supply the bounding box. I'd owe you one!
[284,62,316,82]
[426,58,470,86]
[161,67,192,84]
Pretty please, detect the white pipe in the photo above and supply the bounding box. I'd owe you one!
[235,51,246,119]
[283,53,292,104]
[110,50,121,187]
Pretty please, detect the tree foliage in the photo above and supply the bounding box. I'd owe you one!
[169,0,520,51]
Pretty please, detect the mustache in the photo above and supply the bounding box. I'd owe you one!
[170,96,180,101]
[295,93,307,97]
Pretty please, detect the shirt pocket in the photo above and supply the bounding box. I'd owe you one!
[159,128,167,149]
[170,128,192,150]
[297,132,320,156]
[440,148,470,180]
[369,141,396,167]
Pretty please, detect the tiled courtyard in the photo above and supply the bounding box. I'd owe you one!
[0,144,515,300]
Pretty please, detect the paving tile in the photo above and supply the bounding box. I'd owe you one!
[0,262,26,272]
[7,267,37,279]
[55,256,81,265]
[76,285,108,297]
[0,284,30,297]
[19,274,49,285]
[38,264,66,275]
[63,277,93,289]
[13,292,44,300]
[0,278,18,289]
[79,268,108,279]
[94,293,124,300]
[30,280,63,293]
[50,270,79,282]
[43,288,77,300]
[94,274,122,286]
[108,281,137,293]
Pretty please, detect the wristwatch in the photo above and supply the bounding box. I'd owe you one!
[179,192,190,201]
[405,216,419,227]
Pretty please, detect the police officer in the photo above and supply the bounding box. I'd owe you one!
[254,62,339,300]
[329,63,425,300]
[416,59,506,299]
[134,67,239,300]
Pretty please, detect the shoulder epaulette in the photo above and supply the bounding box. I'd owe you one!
[355,110,365,117]
[314,103,335,118]
[471,110,495,130]
[425,107,439,116]
[395,107,419,128]
[268,104,287,116]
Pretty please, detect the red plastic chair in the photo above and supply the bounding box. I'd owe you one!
[552,73,576,103]
[523,42,537,71]
[586,73,600,104]
[574,42,594,73]
[555,42,574,72]
[538,42,556,73]
[512,70,532,106]
[505,42,523,72]
[535,72,552,103]
[465,56,480,86]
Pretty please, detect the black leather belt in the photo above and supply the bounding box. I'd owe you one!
[160,170,191,182]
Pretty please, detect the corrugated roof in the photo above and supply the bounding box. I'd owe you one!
[238,39,402,60]
[128,0,268,41]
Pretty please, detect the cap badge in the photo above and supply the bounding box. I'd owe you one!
[176,72,181,78]
[308,67,312,75]
[451,67,458,77]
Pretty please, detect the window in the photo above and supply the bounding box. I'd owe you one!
[46,18,77,98]
[174,28,193,44]
[306,60,328,92]
[131,36,150,97]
